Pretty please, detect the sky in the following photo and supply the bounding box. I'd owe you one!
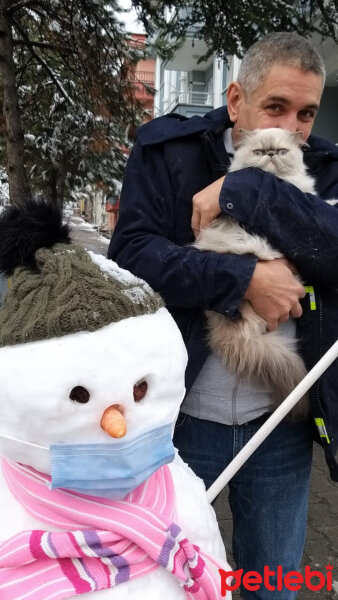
[118,0,145,34]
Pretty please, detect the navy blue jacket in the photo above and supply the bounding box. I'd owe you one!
[108,106,338,480]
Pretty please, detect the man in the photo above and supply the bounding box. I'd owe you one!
[108,32,338,599]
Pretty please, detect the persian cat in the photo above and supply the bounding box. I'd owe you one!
[194,128,320,416]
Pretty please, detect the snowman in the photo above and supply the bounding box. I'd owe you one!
[0,202,231,600]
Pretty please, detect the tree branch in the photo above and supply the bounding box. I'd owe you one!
[13,18,75,106]
[7,0,42,15]
[13,38,58,50]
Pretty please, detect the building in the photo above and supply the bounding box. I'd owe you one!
[154,32,338,142]
[79,33,155,235]
[104,33,156,233]
[127,33,156,122]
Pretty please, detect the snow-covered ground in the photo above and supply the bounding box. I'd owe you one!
[68,215,110,256]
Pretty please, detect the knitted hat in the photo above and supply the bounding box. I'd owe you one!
[0,201,163,347]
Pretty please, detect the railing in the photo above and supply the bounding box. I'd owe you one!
[128,70,155,85]
[164,90,213,113]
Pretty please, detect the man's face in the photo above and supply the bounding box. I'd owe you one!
[227,64,323,144]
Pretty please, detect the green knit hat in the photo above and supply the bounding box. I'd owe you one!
[0,202,163,347]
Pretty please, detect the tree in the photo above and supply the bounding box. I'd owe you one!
[132,0,338,61]
[0,0,146,206]
[0,0,31,205]
[1,0,337,207]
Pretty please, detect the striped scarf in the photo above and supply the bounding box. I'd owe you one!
[0,459,224,600]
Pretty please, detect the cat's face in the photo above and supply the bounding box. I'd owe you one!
[231,128,305,177]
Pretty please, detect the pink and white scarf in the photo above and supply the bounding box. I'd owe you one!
[0,459,225,600]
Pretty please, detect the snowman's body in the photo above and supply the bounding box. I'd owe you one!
[0,254,231,599]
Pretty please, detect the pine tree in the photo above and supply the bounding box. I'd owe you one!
[0,0,147,205]
[133,0,338,61]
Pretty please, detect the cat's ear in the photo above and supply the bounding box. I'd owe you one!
[290,131,303,146]
[236,128,251,148]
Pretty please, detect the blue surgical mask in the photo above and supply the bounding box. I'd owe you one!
[49,424,175,499]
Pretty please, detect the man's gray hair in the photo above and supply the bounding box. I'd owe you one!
[237,32,326,97]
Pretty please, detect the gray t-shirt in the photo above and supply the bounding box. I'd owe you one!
[181,319,297,425]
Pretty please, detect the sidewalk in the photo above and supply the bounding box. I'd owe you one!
[72,215,338,598]
[70,215,110,255]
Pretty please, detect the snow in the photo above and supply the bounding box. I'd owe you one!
[89,253,160,304]
[68,217,110,244]
[0,169,9,206]
[71,218,95,231]
[98,234,110,245]
[118,0,145,33]
[89,251,151,286]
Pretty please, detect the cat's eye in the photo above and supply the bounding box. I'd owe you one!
[253,149,265,156]
[277,149,288,156]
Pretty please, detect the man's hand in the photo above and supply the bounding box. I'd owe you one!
[191,176,225,237]
[244,258,305,331]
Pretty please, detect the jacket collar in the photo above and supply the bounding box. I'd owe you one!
[137,106,232,146]
[304,134,338,171]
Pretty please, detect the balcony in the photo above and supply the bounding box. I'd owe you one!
[163,88,214,115]
[128,70,155,85]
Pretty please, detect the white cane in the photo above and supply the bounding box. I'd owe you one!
[207,339,338,503]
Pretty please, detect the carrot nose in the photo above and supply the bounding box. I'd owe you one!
[100,404,127,438]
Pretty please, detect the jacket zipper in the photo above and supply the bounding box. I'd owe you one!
[183,314,194,345]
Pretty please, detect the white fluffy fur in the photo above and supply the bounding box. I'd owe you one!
[194,128,318,414]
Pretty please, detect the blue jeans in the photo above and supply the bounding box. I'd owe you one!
[173,413,313,600]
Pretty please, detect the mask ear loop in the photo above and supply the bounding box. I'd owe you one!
[0,432,48,450]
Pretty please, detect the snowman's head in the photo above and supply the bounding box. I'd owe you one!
[0,202,187,496]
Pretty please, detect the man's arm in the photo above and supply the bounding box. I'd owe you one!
[219,167,338,284]
[108,141,256,319]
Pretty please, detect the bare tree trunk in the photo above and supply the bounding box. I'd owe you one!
[0,0,30,206]
[56,162,66,208]
[46,164,65,208]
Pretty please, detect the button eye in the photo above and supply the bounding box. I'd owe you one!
[253,149,265,156]
[69,386,90,404]
[277,148,288,156]
[133,381,148,402]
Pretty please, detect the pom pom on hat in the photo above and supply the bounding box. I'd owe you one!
[0,200,71,277]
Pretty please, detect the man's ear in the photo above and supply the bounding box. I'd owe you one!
[226,82,243,123]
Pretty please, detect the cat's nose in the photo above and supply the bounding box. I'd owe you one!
[266,150,276,156]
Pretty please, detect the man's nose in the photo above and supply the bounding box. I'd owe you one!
[277,113,299,131]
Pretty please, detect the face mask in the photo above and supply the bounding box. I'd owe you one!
[0,424,175,499]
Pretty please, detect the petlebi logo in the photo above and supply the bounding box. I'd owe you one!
[219,564,334,595]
